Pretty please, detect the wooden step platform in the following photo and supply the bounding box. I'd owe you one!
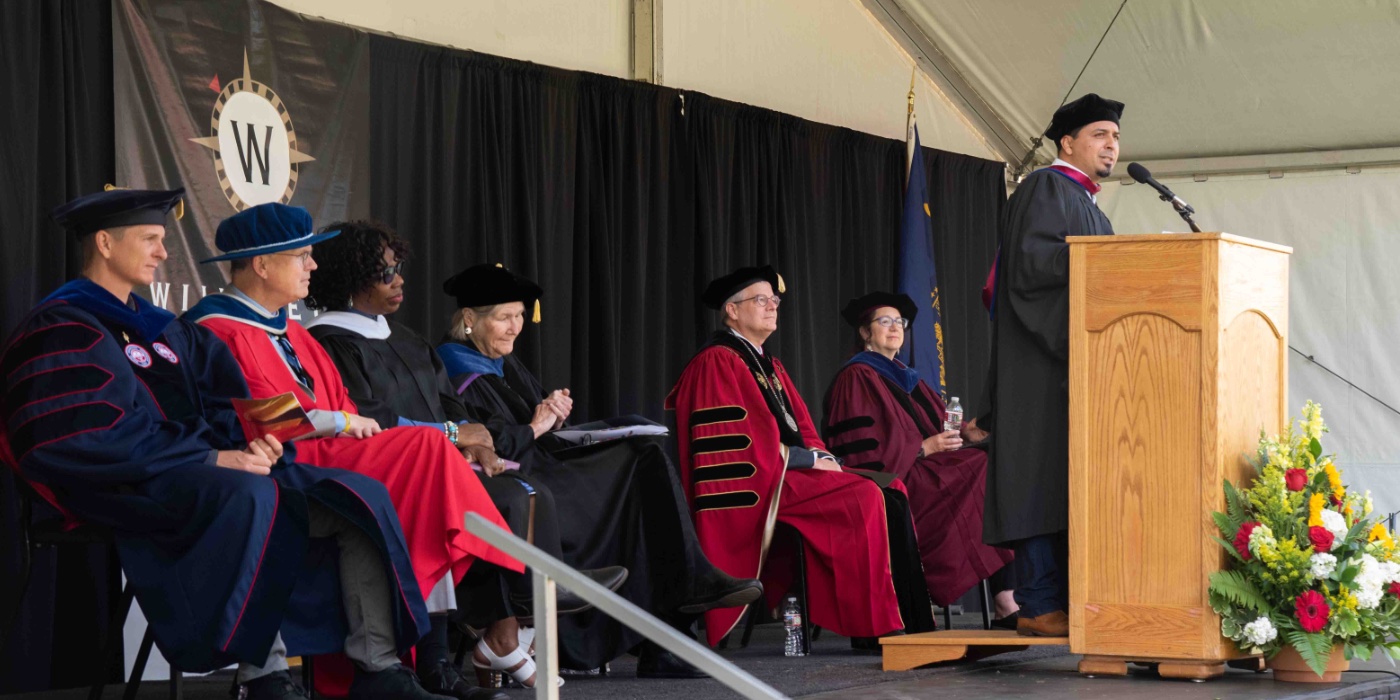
[879,629,1068,671]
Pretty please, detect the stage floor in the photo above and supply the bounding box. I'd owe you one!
[7,617,1399,699]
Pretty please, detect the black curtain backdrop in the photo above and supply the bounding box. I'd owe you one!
[3,17,1003,692]
[370,36,1005,426]
[0,0,122,693]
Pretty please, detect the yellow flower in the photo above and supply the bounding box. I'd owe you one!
[1324,462,1344,501]
[1309,493,1326,528]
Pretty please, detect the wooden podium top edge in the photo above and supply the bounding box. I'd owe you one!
[1066,232,1292,254]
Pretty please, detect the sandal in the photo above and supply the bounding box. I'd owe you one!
[472,637,562,688]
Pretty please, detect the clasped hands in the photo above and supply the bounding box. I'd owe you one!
[529,388,572,438]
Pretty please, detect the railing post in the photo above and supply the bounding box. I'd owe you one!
[532,571,559,700]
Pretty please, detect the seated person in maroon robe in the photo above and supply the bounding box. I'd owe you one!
[666,266,905,648]
[822,292,1018,626]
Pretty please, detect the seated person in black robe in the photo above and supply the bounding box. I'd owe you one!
[301,221,626,688]
[432,262,763,677]
[1,188,460,700]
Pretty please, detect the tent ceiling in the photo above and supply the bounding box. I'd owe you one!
[878,0,1400,173]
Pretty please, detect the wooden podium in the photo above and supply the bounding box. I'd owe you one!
[879,233,1291,679]
[1068,233,1291,679]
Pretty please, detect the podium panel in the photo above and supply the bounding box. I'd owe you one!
[1068,233,1290,672]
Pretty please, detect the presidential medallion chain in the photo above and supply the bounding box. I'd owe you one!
[732,331,800,433]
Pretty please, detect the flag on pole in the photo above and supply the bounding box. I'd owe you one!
[895,75,947,394]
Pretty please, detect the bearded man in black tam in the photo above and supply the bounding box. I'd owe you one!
[983,93,1122,637]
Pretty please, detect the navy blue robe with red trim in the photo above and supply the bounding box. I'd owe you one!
[0,279,428,672]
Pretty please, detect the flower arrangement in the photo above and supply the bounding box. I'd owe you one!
[1209,401,1400,678]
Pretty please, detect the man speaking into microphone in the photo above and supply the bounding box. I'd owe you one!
[984,93,1122,637]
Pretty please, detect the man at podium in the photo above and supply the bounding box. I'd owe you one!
[984,93,1122,637]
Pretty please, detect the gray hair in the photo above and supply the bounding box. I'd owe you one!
[446,305,499,343]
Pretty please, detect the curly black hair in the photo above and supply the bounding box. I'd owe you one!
[305,220,410,312]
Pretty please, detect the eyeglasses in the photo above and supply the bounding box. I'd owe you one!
[732,294,782,309]
[380,261,405,285]
[274,250,314,267]
[873,316,909,329]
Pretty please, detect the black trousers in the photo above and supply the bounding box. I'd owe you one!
[456,472,560,626]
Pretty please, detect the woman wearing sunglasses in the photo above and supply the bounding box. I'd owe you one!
[821,291,1019,628]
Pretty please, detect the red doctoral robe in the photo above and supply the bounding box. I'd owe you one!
[823,361,1012,606]
[667,341,904,646]
[196,315,520,590]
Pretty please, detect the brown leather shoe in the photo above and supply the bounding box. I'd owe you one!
[1016,610,1068,637]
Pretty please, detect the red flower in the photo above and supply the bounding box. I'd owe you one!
[1295,590,1330,633]
[1234,521,1259,560]
[1285,468,1308,491]
[1331,495,1343,507]
[1309,526,1335,553]
[1389,582,1400,598]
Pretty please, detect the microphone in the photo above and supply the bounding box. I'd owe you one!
[1127,162,1202,232]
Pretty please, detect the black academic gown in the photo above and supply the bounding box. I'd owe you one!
[983,167,1113,546]
[308,317,559,624]
[439,343,714,669]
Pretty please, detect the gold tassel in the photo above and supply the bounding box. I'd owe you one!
[777,273,787,294]
[533,299,541,324]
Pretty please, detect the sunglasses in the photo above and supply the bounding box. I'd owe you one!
[380,261,405,285]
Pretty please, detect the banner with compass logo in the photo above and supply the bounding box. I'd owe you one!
[113,0,371,312]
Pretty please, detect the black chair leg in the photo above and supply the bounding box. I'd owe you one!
[739,603,758,649]
[123,628,156,700]
[303,656,315,699]
[942,604,952,632]
[169,669,182,700]
[980,580,993,630]
[90,583,137,700]
[796,543,811,655]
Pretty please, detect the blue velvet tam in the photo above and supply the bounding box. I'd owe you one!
[201,202,340,263]
[51,186,185,236]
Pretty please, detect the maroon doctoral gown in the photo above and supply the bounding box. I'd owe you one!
[823,354,1013,606]
[667,334,904,646]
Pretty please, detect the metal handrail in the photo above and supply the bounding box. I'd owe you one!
[463,512,788,700]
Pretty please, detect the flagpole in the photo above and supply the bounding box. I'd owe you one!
[906,64,917,181]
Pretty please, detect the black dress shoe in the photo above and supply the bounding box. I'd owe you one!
[418,659,508,700]
[675,574,764,614]
[237,671,307,700]
[513,565,629,616]
[990,612,1018,630]
[636,644,707,679]
[348,664,443,700]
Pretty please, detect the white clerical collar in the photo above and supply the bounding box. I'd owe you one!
[303,310,392,340]
[1050,158,1097,203]
[729,328,764,355]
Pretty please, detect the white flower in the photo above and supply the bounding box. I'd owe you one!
[1320,508,1349,544]
[1310,552,1338,579]
[1248,523,1277,558]
[1242,617,1278,647]
[1364,491,1375,517]
[1352,554,1400,610]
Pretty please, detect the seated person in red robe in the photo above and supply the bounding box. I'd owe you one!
[822,292,1018,627]
[435,263,763,677]
[666,265,905,648]
[184,203,572,696]
[3,188,444,700]
[299,222,626,687]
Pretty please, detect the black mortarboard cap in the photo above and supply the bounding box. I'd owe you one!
[442,263,544,322]
[51,186,185,236]
[701,265,786,310]
[841,291,918,327]
[1045,93,1124,145]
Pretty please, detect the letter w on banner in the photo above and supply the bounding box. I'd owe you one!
[113,0,371,310]
[895,100,947,395]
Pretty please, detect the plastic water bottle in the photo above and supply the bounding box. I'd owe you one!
[782,596,805,657]
[944,396,963,433]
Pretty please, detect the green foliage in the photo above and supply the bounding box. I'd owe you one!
[1284,627,1334,678]
[1209,570,1272,614]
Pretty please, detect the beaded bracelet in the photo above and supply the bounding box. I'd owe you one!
[444,420,459,446]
